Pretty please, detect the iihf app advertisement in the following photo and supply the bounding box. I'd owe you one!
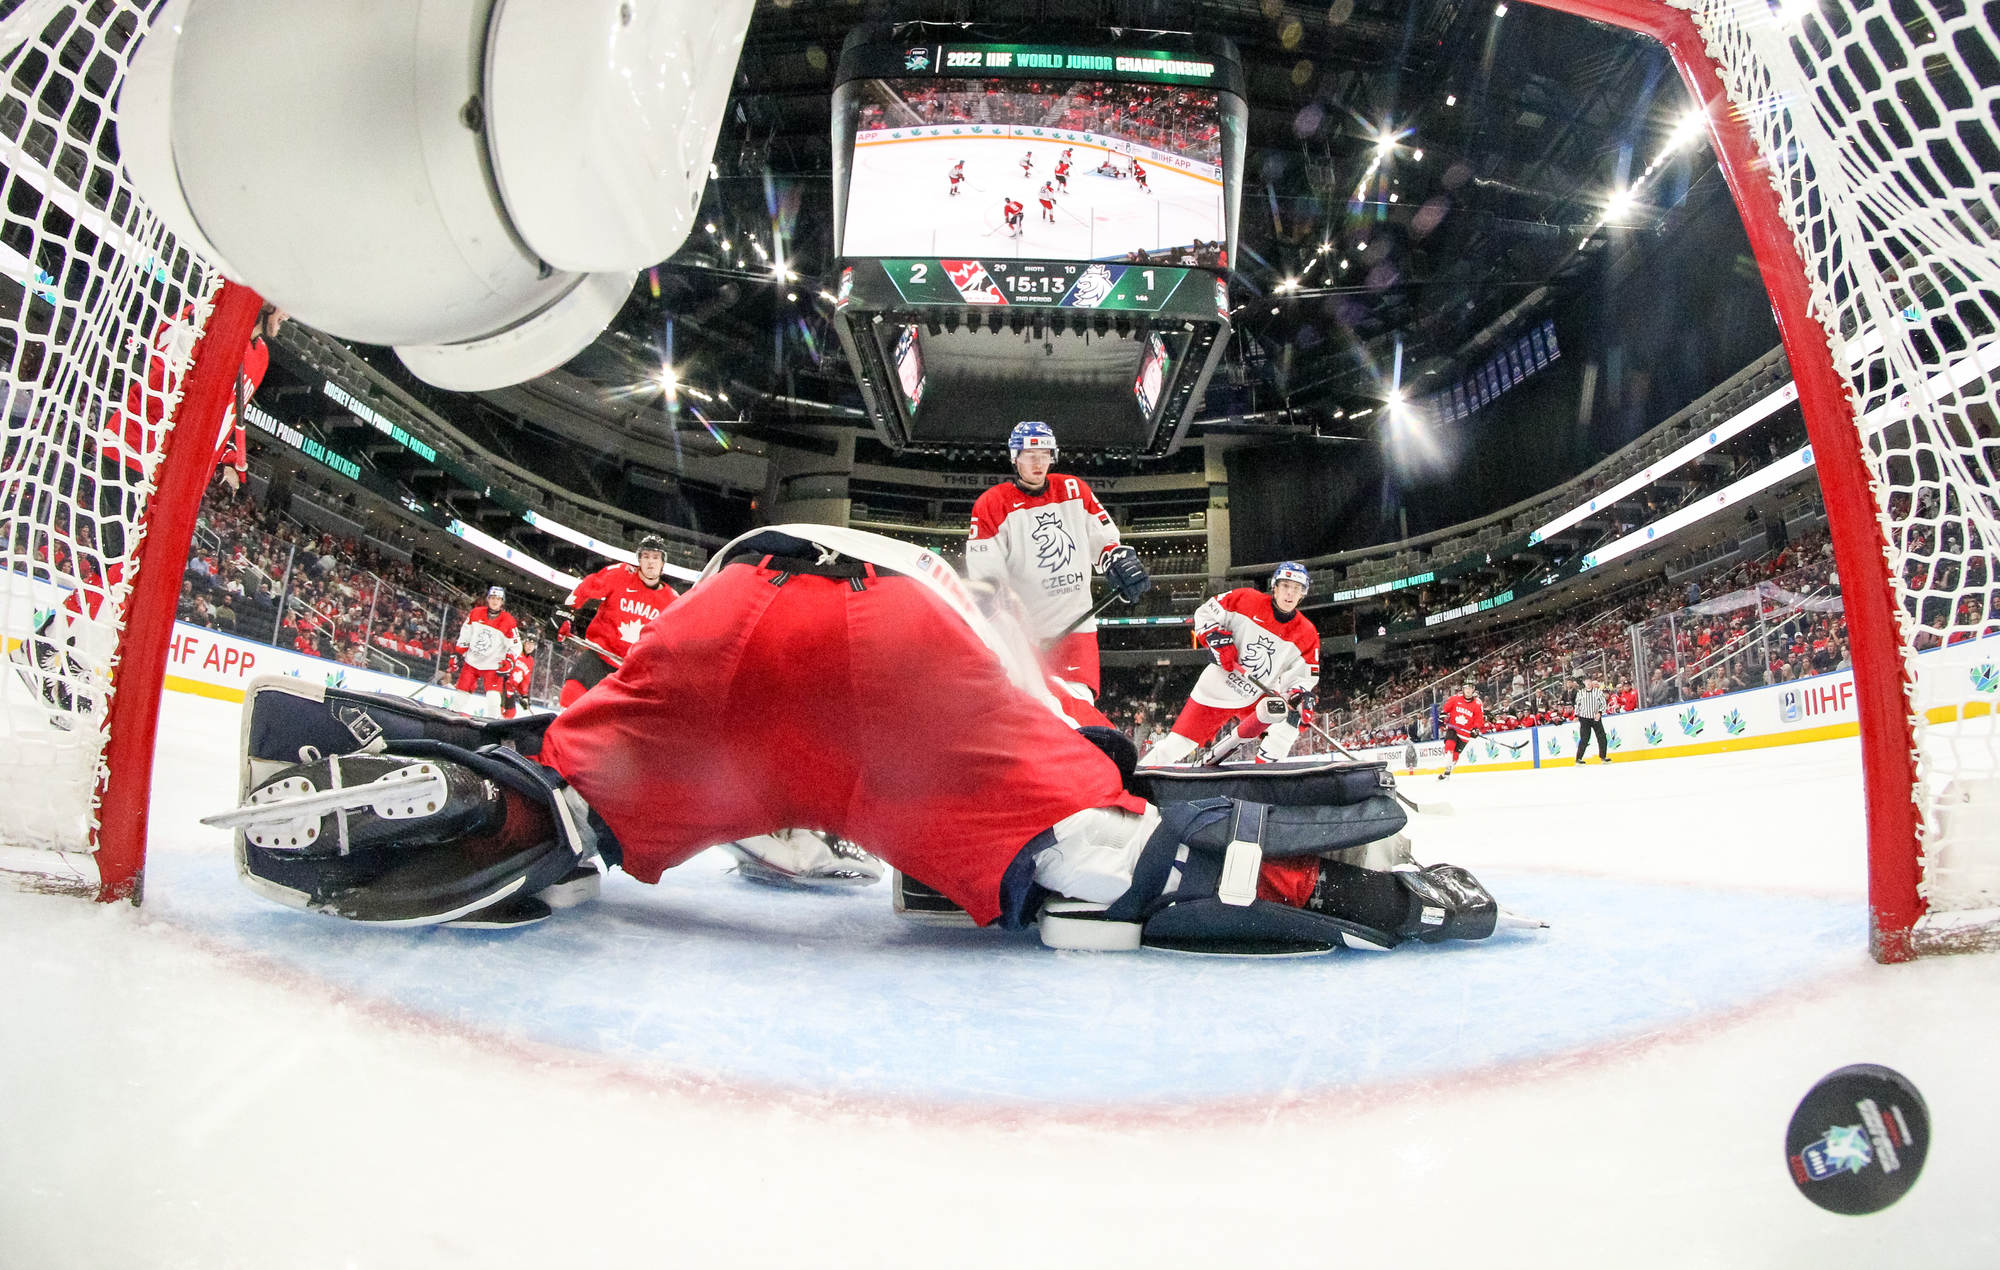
[842,77,1227,264]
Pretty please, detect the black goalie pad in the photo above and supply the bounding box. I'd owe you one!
[241,675,550,776]
[1130,756,1398,809]
[1098,800,1408,955]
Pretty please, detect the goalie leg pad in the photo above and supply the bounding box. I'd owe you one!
[241,675,553,792]
[1131,757,1401,809]
[1083,799,1408,956]
[1179,795,1408,860]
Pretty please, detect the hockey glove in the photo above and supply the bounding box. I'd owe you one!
[1103,546,1151,603]
[550,610,575,641]
[1285,687,1317,726]
[445,655,461,679]
[1200,627,1242,674]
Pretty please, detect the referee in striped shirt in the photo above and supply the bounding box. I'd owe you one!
[1575,677,1610,764]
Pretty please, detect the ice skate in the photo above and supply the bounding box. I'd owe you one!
[204,753,504,855]
[720,829,884,888]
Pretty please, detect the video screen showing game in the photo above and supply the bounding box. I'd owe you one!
[892,324,926,412]
[840,77,1228,265]
[1133,332,1170,416]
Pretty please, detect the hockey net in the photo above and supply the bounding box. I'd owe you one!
[1535,0,2000,959]
[0,1,255,900]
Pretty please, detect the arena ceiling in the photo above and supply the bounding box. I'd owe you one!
[354,0,1717,507]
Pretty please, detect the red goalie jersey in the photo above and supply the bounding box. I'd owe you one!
[562,563,679,660]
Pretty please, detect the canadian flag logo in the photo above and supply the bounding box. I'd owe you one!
[943,259,1006,304]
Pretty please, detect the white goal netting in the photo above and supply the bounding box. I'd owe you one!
[1620,0,2000,951]
[0,1,221,879]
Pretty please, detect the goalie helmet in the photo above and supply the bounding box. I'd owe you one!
[1271,561,1310,593]
[1008,420,1058,461]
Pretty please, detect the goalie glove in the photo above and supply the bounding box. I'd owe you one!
[1200,626,1241,673]
[1103,545,1151,603]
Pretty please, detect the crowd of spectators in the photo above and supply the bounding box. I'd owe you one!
[175,483,517,679]
[1319,527,1853,748]
[1122,241,1228,267]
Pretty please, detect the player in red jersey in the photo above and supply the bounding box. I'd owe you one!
[947,159,964,196]
[1438,678,1487,779]
[1002,197,1025,237]
[500,632,538,718]
[1038,182,1057,222]
[210,305,288,495]
[1141,562,1321,766]
[966,422,1149,701]
[1132,159,1149,192]
[1053,158,1071,192]
[224,524,1515,955]
[450,586,521,715]
[553,534,679,707]
[96,301,285,509]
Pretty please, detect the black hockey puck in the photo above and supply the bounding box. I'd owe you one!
[1785,1064,1930,1215]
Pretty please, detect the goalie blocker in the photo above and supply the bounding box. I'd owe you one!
[216,680,1528,954]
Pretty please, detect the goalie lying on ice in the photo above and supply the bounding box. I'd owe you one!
[208,527,1543,955]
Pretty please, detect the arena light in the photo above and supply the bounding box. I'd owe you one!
[1603,187,1636,221]
[1668,107,1709,151]
[520,510,703,583]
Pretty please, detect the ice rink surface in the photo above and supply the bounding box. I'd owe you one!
[4,689,1998,1268]
[843,136,1225,261]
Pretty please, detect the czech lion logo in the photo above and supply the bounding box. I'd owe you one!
[1031,510,1076,573]
[1067,263,1115,308]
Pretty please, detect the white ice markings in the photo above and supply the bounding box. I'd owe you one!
[145,848,1859,1107]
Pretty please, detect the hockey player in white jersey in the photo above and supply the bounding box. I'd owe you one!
[1142,562,1322,766]
[965,421,1150,699]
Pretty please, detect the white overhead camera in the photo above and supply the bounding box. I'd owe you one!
[121,0,755,391]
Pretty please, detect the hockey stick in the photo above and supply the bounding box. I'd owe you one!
[562,635,624,667]
[1046,588,1124,645]
[1237,669,1443,816]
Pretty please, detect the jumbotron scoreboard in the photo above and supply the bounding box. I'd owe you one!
[828,33,1246,458]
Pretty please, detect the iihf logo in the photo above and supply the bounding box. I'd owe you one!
[1031,510,1077,573]
[904,47,932,71]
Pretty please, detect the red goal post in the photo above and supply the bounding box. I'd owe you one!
[1530,0,1999,960]
[0,2,260,902]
